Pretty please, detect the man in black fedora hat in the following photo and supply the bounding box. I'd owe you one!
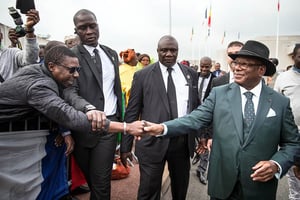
[144,40,300,200]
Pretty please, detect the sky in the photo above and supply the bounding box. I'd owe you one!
[0,0,299,62]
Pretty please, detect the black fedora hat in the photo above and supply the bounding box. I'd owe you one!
[229,40,276,76]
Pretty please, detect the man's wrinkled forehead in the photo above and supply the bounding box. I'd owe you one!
[227,45,242,55]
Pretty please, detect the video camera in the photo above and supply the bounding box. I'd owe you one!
[8,7,26,37]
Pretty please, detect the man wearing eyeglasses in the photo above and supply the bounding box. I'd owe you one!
[144,40,300,200]
[0,45,144,199]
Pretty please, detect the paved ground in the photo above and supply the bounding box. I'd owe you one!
[162,163,289,200]
[74,163,140,200]
[74,161,289,200]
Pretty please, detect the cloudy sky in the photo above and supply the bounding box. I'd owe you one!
[0,0,299,61]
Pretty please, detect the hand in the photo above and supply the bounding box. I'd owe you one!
[196,138,208,154]
[86,110,106,131]
[54,134,64,147]
[8,28,18,47]
[143,121,164,136]
[121,152,133,168]
[25,9,40,28]
[293,165,300,180]
[207,139,213,152]
[251,161,278,182]
[64,135,74,156]
[126,121,146,136]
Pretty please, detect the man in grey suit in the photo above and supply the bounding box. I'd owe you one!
[145,40,300,200]
[121,35,199,200]
[63,9,123,199]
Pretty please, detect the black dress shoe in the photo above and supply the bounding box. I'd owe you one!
[199,172,207,185]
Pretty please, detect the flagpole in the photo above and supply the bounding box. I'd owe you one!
[169,0,172,35]
[191,28,194,65]
[275,0,280,58]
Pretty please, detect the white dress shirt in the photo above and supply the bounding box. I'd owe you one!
[83,44,117,115]
[159,62,189,117]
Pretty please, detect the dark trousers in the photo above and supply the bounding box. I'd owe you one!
[73,133,117,200]
[210,181,243,200]
[197,150,209,174]
[138,135,190,200]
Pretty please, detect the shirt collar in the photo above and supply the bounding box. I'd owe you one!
[159,62,179,73]
[83,44,100,56]
[239,80,262,98]
[292,66,300,73]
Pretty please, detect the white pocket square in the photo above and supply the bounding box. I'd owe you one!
[267,108,276,117]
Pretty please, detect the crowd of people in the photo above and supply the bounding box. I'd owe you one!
[0,7,299,200]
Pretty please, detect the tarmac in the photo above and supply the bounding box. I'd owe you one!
[74,161,289,200]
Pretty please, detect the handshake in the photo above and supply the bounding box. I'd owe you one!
[85,109,164,136]
[121,120,165,138]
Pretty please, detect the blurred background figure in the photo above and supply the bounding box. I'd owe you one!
[0,9,40,84]
[119,48,138,106]
[212,62,225,77]
[64,35,80,49]
[190,64,199,72]
[138,53,151,68]
[266,57,279,88]
[38,44,45,63]
[274,44,300,200]
[180,60,190,67]
[212,41,244,86]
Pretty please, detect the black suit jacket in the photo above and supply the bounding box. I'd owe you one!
[121,62,199,162]
[198,72,216,138]
[198,72,216,101]
[64,44,122,147]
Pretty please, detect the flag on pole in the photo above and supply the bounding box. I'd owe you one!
[205,8,207,19]
[277,0,280,12]
[221,31,226,44]
[190,27,194,41]
[207,5,212,28]
[207,5,212,36]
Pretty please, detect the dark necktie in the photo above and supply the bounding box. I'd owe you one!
[244,91,255,128]
[167,67,178,119]
[198,77,206,103]
[93,48,103,85]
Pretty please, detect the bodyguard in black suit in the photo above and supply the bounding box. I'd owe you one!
[121,35,199,200]
[64,9,122,199]
[196,56,216,185]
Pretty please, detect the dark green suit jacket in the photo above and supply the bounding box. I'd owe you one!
[165,82,300,200]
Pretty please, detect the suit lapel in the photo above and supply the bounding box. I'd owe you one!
[243,84,273,147]
[78,45,103,91]
[152,63,171,114]
[227,83,244,144]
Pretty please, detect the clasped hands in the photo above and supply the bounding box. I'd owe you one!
[85,110,164,137]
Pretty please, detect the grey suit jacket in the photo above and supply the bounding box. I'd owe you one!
[164,82,300,199]
[121,62,199,162]
[211,72,230,88]
[64,44,122,147]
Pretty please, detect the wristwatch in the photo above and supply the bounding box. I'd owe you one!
[84,104,96,113]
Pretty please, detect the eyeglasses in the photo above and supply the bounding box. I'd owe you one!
[231,61,262,69]
[57,64,81,74]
